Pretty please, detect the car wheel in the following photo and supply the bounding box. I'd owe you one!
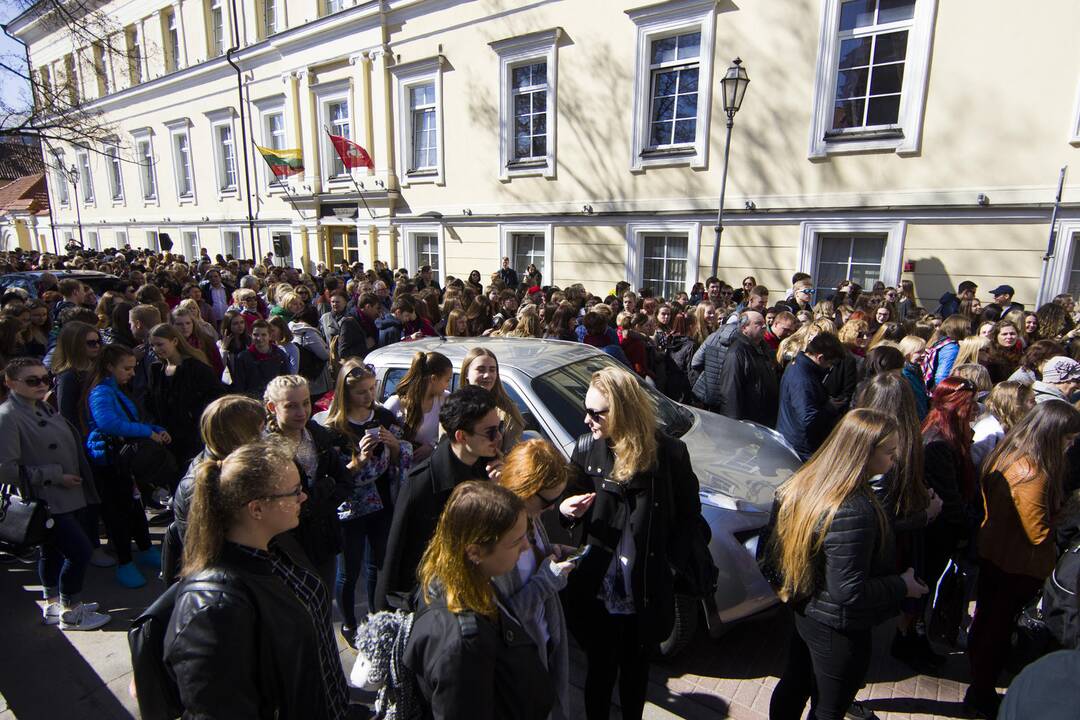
[658,593,699,659]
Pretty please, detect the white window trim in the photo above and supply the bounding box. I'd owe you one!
[490,28,561,182]
[75,149,95,207]
[314,82,351,187]
[254,95,288,193]
[220,226,245,259]
[626,0,716,172]
[1070,75,1080,146]
[807,0,938,159]
[165,118,197,204]
[392,57,446,187]
[104,139,125,205]
[1040,219,1080,305]
[51,151,70,207]
[130,127,159,207]
[498,223,553,282]
[797,219,907,289]
[144,227,161,252]
[205,108,240,200]
[399,223,446,286]
[625,221,701,295]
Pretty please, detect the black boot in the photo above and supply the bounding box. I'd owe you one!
[963,686,1001,719]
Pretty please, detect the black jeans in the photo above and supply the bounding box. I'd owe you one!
[95,465,151,565]
[39,509,92,602]
[335,509,391,627]
[578,600,651,720]
[770,612,872,720]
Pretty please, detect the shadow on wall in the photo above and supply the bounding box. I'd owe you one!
[904,255,950,313]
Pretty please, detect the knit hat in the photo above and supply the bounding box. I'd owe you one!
[1042,356,1080,384]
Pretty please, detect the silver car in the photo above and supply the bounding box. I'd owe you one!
[365,336,800,652]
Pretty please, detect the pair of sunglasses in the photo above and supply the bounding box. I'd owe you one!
[584,405,609,423]
[474,421,506,441]
[19,374,52,388]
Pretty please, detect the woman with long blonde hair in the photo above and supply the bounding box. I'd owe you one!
[403,481,554,720]
[767,409,927,720]
[461,346,525,453]
[559,366,702,720]
[691,301,717,346]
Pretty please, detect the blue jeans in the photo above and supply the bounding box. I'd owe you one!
[39,509,93,604]
[335,509,391,627]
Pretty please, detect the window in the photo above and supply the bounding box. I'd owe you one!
[323,0,344,16]
[415,234,439,275]
[183,231,200,260]
[217,124,237,191]
[263,0,278,36]
[324,99,350,178]
[116,230,127,247]
[409,85,437,171]
[328,227,360,266]
[627,0,717,170]
[170,128,194,199]
[1041,221,1080,305]
[222,230,242,259]
[641,235,688,300]
[393,58,444,185]
[512,234,545,279]
[87,231,99,250]
[52,151,70,206]
[491,29,560,180]
[402,226,444,284]
[126,25,143,85]
[164,9,181,72]
[808,0,937,158]
[63,54,78,105]
[797,220,906,291]
[92,43,109,96]
[77,151,94,204]
[209,0,225,57]
[105,143,124,201]
[134,135,157,201]
[147,230,160,252]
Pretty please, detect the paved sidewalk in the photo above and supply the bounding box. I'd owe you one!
[0,546,980,720]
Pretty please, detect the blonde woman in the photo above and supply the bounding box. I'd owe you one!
[403,481,554,720]
[691,301,718,346]
[776,318,836,369]
[461,346,525,453]
[898,334,930,419]
[766,409,928,720]
[954,335,989,367]
[971,381,1035,469]
[559,366,702,720]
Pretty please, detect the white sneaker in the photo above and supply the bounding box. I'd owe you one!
[58,604,111,631]
[90,547,117,568]
[43,601,99,625]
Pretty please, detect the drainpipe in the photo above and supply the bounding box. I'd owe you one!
[2,22,59,254]
[226,0,258,261]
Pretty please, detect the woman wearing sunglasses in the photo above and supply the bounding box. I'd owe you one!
[559,366,702,720]
[50,321,102,429]
[164,440,350,719]
[314,360,412,644]
[0,358,111,630]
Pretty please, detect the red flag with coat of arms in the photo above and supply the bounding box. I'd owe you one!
[327,132,375,170]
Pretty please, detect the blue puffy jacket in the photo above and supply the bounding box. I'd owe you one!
[85,377,164,465]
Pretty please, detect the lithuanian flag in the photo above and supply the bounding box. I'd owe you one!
[255,145,304,177]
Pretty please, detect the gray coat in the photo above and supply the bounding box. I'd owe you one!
[492,519,571,720]
[0,393,99,515]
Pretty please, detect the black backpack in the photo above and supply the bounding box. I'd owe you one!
[128,579,229,720]
[296,343,327,381]
[1044,541,1080,650]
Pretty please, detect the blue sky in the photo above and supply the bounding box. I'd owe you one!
[0,1,32,114]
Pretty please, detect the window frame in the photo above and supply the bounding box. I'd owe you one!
[220,226,244,259]
[808,0,938,159]
[75,149,95,206]
[104,140,125,204]
[316,86,352,184]
[131,128,159,205]
[797,219,907,290]
[490,29,561,181]
[498,223,553,284]
[208,0,226,58]
[51,150,70,207]
[206,108,240,199]
[626,0,717,171]
[625,221,701,296]
[254,96,289,191]
[165,118,196,203]
[399,223,446,286]
[163,8,181,73]
[182,229,201,260]
[392,57,445,187]
[1041,220,1080,305]
[1070,75,1080,146]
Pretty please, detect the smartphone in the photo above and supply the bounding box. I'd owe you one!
[564,545,591,565]
[362,427,384,454]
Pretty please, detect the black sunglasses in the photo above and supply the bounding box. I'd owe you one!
[473,421,506,441]
[19,374,52,388]
[262,483,305,501]
[584,405,609,423]
[346,364,377,381]
[86,338,102,348]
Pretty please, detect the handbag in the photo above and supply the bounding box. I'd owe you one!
[928,556,969,646]
[106,392,179,492]
[0,485,52,551]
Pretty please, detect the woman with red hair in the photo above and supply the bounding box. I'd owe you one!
[921,376,980,642]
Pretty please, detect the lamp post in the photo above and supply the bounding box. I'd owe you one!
[709,57,750,280]
[67,164,85,249]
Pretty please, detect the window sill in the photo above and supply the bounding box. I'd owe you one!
[402,169,442,187]
[142,197,160,208]
[502,158,554,181]
[824,127,904,142]
[633,144,701,171]
[178,194,196,205]
[216,188,239,202]
[111,198,125,206]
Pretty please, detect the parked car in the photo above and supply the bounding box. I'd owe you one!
[366,336,801,655]
[0,270,121,299]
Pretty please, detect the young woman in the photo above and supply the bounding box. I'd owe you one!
[171,306,224,378]
[0,358,110,630]
[218,309,251,384]
[461,346,525,453]
[102,301,137,348]
[163,394,266,586]
[921,376,980,618]
[559,366,701,720]
[767,409,928,720]
[51,321,102,429]
[971,381,1035,470]
[382,351,452,462]
[164,441,350,719]
[146,323,225,469]
[1022,311,1040,342]
[922,315,972,389]
[853,375,944,672]
[966,402,1080,717]
[403,481,554,720]
[268,315,300,374]
[25,299,50,358]
[444,308,469,337]
[898,335,930,420]
[495,439,577,720]
[691,301,718,346]
[314,361,412,642]
[984,320,1023,383]
[898,279,917,321]
[465,296,495,337]
[84,344,170,589]
[263,375,350,591]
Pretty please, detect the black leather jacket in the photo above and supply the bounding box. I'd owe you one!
[283,421,352,568]
[164,540,342,719]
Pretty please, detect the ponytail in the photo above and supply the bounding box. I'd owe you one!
[181,458,229,576]
[394,351,451,440]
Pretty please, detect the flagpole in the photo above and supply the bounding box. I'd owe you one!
[252,142,311,221]
[323,125,377,220]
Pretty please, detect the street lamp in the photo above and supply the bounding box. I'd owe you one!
[709,57,750,280]
[67,164,85,249]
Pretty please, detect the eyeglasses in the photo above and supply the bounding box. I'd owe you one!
[18,374,52,387]
[584,405,609,423]
[535,489,562,511]
[473,421,506,441]
[262,483,305,501]
[799,288,816,295]
[86,338,102,348]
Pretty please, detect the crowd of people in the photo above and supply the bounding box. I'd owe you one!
[1,243,1079,720]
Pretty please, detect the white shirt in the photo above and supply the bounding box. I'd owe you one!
[382,390,448,448]
[971,414,1005,470]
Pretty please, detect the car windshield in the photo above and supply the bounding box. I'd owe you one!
[532,355,694,440]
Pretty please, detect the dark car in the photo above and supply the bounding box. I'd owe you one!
[0,271,122,299]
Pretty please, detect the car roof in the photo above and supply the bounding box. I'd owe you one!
[2,270,117,279]
[365,336,603,378]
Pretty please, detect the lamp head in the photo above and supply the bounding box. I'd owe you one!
[721,57,750,115]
